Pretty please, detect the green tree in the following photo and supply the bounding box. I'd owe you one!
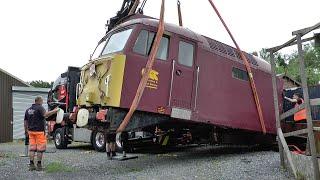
[259,46,320,85]
[29,80,53,88]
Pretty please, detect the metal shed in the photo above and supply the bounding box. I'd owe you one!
[0,68,30,143]
[12,86,50,139]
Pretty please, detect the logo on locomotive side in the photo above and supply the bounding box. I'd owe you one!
[141,68,159,89]
[157,106,166,114]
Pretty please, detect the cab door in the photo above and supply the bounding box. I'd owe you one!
[123,27,172,114]
[170,38,196,120]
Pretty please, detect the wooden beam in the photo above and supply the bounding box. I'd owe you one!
[292,22,320,36]
[310,98,320,106]
[278,128,297,178]
[280,103,306,120]
[296,34,320,180]
[270,52,285,166]
[266,36,315,53]
[284,128,308,137]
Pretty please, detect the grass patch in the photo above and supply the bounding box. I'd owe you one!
[0,152,16,158]
[45,162,74,173]
[128,167,142,173]
[296,171,306,180]
[0,161,6,166]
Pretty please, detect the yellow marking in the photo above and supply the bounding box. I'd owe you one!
[149,70,159,81]
[77,54,126,107]
[103,54,126,107]
[141,68,159,90]
[162,136,169,146]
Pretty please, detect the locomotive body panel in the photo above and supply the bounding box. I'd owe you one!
[75,17,282,135]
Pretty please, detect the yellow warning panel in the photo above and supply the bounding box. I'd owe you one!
[77,54,126,107]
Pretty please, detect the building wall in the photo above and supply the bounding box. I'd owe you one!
[12,87,49,139]
[282,77,300,89]
[0,70,28,143]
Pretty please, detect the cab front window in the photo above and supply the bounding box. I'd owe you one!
[101,28,133,55]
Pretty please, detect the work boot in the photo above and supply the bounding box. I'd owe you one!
[111,151,116,157]
[107,152,112,160]
[29,163,36,171]
[36,163,43,171]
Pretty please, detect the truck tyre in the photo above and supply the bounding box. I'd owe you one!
[54,128,68,149]
[115,132,134,153]
[91,130,106,152]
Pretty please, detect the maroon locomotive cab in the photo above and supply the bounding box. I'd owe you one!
[123,26,172,114]
[170,37,196,118]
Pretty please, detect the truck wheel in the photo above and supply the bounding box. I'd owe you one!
[115,132,133,153]
[91,130,106,152]
[54,128,68,149]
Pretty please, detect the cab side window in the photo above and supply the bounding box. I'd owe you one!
[133,30,169,60]
[232,67,249,81]
[178,41,194,67]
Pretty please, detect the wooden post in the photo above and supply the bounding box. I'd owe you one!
[296,34,320,180]
[278,128,297,178]
[270,52,285,167]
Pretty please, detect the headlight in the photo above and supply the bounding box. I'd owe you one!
[89,64,96,77]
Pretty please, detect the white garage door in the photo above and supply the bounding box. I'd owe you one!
[12,86,49,139]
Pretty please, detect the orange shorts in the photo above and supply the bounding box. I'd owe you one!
[28,131,47,152]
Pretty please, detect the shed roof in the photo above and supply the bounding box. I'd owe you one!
[277,73,301,86]
[12,86,50,93]
[0,68,31,87]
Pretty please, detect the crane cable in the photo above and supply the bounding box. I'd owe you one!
[207,0,266,134]
[138,0,148,14]
[128,0,140,15]
[117,0,166,133]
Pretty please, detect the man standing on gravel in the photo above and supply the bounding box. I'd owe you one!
[24,96,59,171]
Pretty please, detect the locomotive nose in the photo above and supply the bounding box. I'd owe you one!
[77,54,126,107]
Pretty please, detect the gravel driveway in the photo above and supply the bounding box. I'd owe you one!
[0,142,293,180]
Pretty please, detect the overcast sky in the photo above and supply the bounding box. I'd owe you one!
[0,0,319,82]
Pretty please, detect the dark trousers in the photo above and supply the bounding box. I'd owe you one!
[25,135,29,146]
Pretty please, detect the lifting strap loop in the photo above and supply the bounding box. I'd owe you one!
[117,0,166,133]
[207,0,266,134]
[177,0,183,27]
[128,0,140,15]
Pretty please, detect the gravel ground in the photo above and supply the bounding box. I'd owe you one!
[0,142,293,180]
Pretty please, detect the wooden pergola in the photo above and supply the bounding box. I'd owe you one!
[266,22,320,179]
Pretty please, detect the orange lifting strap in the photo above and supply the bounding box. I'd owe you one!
[117,0,266,134]
[207,0,266,134]
[117,0,166,133]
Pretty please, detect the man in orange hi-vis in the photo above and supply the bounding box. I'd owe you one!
[284,93,307,123]
[24,96,58,171]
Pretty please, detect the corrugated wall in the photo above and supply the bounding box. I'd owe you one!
[0,70,27,143]
[283,85,320,121]
[12,90,48,139]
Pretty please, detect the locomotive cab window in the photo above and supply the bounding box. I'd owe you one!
[101,28,133,55]
[178,41,194,67]
[232,67,249,81]
[133,30,169,60]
